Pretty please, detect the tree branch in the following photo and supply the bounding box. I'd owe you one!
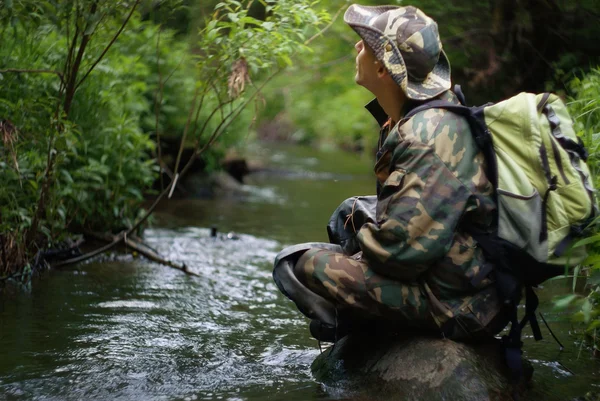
[74,0,141,91]
[197,68,281,157]
[63,1,99,116]
[172,86,200,179]
[154,26,165,190]
[304,3,345,46]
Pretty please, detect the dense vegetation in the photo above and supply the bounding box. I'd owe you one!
[0,0,329,283]
[559,68,600,354]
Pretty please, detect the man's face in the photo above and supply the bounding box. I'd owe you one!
[354,40,380,93]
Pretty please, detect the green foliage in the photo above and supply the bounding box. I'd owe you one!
[568,68,600,186]
[553,67,600,354]
[0,0,331,277]
[0,14,159,239]
[192,0,330,146]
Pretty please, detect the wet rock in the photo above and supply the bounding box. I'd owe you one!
[181,171,244,198]
[222,158,250,183]
[312,334,532,401]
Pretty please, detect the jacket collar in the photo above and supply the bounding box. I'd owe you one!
[365,99,388,128]
[364,98,423,128]
[365,91,458,127]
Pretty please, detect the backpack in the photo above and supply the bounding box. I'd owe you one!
[406,85,597,386]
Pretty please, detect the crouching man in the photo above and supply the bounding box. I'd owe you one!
[273,4,507,343]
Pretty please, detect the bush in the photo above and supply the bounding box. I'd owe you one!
[552,67,600,353]
[0,0,331,280]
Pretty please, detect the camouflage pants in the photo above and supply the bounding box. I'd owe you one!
[294,248,438,330]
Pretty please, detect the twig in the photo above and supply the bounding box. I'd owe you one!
[155,26,165,190]
[74,0,141,91]
[211,81,226,122]
[304,3,345,46]
[0,69,64,85]
[199,69,280,154]
[63,8,80,96]
[63,1,99,116]
[172,86,201,181]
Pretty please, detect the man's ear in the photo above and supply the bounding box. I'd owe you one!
[376,62,388,78]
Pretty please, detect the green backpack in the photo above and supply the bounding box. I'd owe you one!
[406,86,596,382]
[482,91,595,265]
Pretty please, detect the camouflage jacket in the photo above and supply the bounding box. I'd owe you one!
[358,90,502,331]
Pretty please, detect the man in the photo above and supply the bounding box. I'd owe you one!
[273,4,507,342]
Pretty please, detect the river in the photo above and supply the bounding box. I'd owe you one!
[0,142,598,400]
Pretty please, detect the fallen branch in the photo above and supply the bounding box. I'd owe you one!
[51,232,125,268]
[123,236,197,276]
[53,231,197,276]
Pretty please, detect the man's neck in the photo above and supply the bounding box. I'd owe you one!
[375,87,407,125]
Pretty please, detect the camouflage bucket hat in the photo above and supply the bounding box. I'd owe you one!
[344,4,451,100]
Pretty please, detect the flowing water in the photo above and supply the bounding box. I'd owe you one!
[1,142,599,400]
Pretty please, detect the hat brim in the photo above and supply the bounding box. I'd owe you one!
[344,4,451,101]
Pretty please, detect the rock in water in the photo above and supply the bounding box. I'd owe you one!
[312,334,532,401]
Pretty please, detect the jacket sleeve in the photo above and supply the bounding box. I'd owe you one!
[357,112,477,282]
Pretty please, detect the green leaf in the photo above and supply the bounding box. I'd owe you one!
[583,253,600,267]
[61,169,74,184]
[573,234,600,248]
[588,269,600,285]
[280,54,292,66]
[84,11,101,36]
[582,298,593,323]
[587,319,600,330]
[573,265,581,293]
[554,294,579,309]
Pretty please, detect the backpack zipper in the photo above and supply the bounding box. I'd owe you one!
[539,143,558,243]
[549,135,570,185]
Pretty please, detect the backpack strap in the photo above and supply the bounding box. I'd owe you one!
[542,102,589,161]
[404,96,499,191]
[454,84,468,106]
[519,285,543,341]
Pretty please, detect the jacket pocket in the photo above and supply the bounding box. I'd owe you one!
[376,169,406,223]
